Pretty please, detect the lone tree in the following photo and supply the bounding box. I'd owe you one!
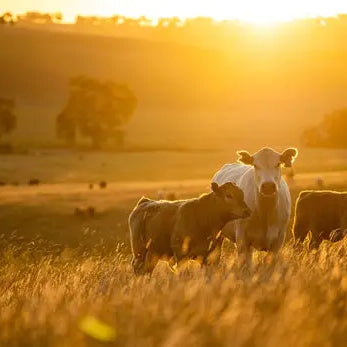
[57,76,137,148]
[302,108,347,148]
[0,98,16,139]
[0,12,14,24]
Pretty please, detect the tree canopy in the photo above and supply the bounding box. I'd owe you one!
[0,12,14,25]
[302,108,347,148]
[57,76,137,148]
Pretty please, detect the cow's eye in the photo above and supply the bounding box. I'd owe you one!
[254,164,259,169]
[225,194,233,199]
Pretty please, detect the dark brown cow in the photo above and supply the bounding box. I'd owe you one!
[129,182,251,275]
[292,190,347,249]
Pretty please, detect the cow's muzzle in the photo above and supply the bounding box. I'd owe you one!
[260,182,277,196]
[242,208,251,218]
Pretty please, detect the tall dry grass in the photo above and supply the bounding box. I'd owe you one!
[0,240,346,346]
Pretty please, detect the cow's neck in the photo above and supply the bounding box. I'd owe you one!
[256,193,278,226]
[198,194,231,231]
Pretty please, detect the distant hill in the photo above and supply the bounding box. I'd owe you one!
[1,25,347,148]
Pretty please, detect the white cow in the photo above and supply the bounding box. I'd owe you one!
[212,147,298,266]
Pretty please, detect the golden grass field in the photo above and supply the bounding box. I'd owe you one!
[0,149,346,346]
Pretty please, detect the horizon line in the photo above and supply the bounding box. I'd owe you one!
[5,10,347,26]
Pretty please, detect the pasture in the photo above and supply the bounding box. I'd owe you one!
[0,149,346,345]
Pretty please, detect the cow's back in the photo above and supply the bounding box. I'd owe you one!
[212,163,251,186]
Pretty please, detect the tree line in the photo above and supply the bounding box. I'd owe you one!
[0,12,62,25]
[3,11,347,29]
[1,77,346,149]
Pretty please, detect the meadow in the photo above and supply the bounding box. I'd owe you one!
[1,14,347,346]
[1,240,346,346]
[0,149,346,346]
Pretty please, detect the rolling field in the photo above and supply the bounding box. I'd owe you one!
[0,149,346,345]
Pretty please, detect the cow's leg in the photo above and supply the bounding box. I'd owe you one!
[264,226,286,264]
[333,215,347,242]
[167,256,178,272]
[236,230,252,270]
[268,224,287,253]
[139,251,159,275]
[329,228,347,243]
[171,235,191,271]
[266,225,281,251]
[132,253,146,275]
[171,235,185,263]
[204,236,224,266]
[308,231,323,250]
[292,216,309,244]
[132,250,158,275]
[237,243,252,270]
[221,221,236,243]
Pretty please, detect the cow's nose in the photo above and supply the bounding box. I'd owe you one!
[260,182,277,195]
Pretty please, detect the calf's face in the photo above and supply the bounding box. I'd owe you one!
[211,182,251,219]
[237,147,297,197]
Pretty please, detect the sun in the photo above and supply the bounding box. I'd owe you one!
[199,0,346,26]
[214,0,305,25]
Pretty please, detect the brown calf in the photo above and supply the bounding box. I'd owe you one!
[129,182,251,275]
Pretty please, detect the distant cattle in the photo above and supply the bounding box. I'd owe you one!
[28,178,40,185]
[87,206,96,217]
[212,147,298,266]
[99,181,107,189]
[74,207,83,216]
[74,206,96,217]
[129,182,251,275]
[165,192,177,201]
[315,177,325,189]
[292,190,347,249]
[157,190,177,201]
[0,181,6,186]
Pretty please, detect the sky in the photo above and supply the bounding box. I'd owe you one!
[3,0,347,24]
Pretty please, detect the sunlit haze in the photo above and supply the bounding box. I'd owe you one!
[3,0,347,24]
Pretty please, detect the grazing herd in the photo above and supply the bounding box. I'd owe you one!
[129,147,347,274]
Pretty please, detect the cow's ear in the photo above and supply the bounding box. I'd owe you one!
[280,148,298,168]
[237,151,254,165]
[211,182,219,193]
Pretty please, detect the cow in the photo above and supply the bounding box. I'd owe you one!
[99,181,107,189]
[292,190,347,249]
[28,178,40,185]
[212,147,298,266]
[128,182,251,275]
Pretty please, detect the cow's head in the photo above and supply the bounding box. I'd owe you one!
[211,182,251,220]
[237,147,298,197]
